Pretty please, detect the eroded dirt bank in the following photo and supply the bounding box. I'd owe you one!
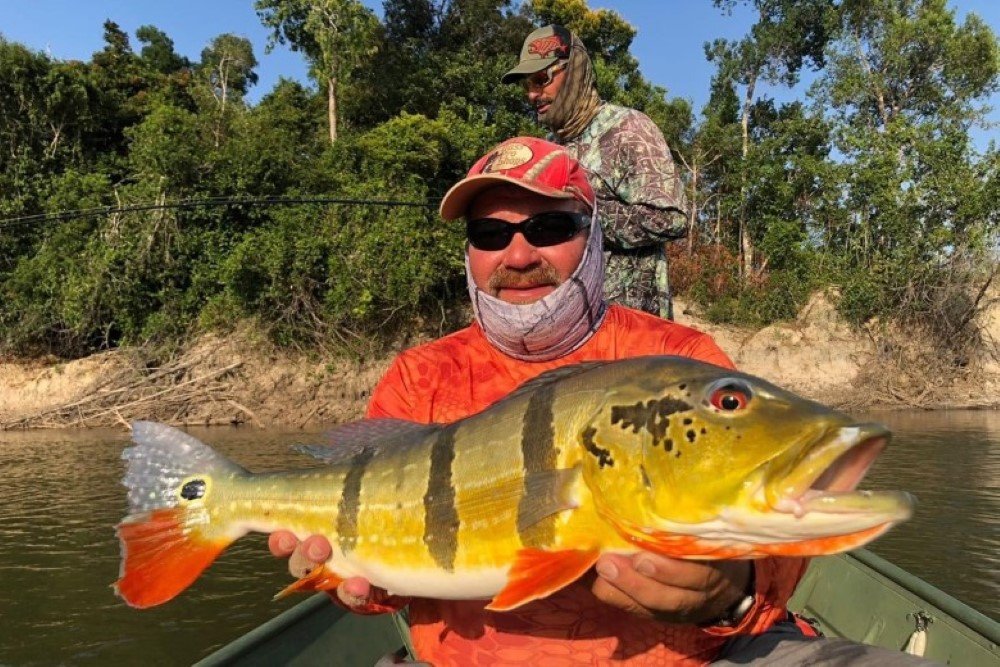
[2,292,998,431]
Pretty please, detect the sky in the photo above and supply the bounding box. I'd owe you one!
[2,0,998,145]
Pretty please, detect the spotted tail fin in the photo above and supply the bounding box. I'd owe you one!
[115,421,247,609]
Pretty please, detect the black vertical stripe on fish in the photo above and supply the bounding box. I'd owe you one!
[336,448,375,555]
[518,382,558,547]
[423,427,459,571]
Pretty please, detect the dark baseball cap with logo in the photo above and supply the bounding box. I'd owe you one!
[501,24,573,84]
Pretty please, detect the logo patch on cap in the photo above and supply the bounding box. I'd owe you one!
[482,142,534,173]
[528,35,567,58]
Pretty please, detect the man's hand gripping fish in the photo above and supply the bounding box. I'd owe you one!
[115,356,913,610]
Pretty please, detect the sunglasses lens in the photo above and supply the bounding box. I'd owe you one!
[467,219,513,251]
[523,212,585,247]
[466,213,587,250]
[522,62,565,90]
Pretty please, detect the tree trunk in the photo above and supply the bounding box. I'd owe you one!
[687,160,699,254]
[740,72,757,282]
[327,75,338,144]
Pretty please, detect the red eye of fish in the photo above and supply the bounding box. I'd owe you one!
[710,385,750,411]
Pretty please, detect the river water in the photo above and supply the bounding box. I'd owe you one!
[0,410,997,665]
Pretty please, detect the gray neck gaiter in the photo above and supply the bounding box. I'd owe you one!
[466,212,607,361]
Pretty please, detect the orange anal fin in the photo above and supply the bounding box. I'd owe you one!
[273,564,344,601]
[115,508,230,609]
[486,548,599,612]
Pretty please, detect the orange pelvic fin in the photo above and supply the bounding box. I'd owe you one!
[273,564,344,601]
[115,508,230,609]
[486,548,599,611]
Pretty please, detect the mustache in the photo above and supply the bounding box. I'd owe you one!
[534,97,554,112]
[488,265,560,295]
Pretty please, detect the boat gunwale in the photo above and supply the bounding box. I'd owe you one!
[849,549,999,644]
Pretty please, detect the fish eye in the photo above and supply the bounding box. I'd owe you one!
[709,382,751,412]
[180,478,207,501]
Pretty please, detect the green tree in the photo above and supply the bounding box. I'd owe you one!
[199,34,259,113]
[197,34,259,146]
[705,0,837,279]
[815,0,999,331]
[136,25,190,74]
[256,0,380,143]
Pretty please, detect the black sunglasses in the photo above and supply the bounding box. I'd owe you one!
[466,211,590,251]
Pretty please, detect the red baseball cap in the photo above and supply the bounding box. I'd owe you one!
[439,137,595,220]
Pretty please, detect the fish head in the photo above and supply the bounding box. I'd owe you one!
[580,358,913,557]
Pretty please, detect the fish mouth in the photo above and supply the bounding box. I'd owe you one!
[766,422,913,521]
[603,421,913,560]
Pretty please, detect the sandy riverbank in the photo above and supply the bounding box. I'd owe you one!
[2,291,998,430]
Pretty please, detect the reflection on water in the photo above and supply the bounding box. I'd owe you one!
[0,413,996,665]
[857,409,1000,621]
[0,427,325,666]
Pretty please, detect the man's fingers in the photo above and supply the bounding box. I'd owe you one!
[301,534,333,562]
[590,573,652,618]
[337,577,373,607]
[627,554,718,592]
[594,555,706,619]
[280,535,333,579]
[268,530,299,557]
[288,548,316,579]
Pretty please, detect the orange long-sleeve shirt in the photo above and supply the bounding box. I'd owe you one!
[366,305,807,665]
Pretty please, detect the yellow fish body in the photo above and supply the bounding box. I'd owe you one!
[115,356,912,610]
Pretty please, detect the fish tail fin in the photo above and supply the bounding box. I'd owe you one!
[115,421,248,608]
[115,508,233,608]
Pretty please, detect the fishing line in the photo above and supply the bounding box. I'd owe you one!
[0,196,441,230]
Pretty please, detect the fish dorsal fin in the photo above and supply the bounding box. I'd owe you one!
[503,362,609,404]
[295,418,440,464]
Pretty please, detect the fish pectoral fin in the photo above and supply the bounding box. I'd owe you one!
[486,548,599,612]
[115,508,231,609]
[515,467,581,532]
[273,564,344,601]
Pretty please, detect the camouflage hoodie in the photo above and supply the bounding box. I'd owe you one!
[556,103,688,318]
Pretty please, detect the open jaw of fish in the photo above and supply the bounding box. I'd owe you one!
[619,422,915,559]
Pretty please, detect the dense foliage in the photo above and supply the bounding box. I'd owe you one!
[0,0,996,358]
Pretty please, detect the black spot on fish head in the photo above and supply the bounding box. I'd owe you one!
[180,479,206,501]
[582,425,615,469]
[686,429,696,443]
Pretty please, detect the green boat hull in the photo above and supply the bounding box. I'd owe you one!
[196,549,999,666]
[788,549,998,665]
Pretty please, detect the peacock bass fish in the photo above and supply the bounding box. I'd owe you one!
[115,355,913,610]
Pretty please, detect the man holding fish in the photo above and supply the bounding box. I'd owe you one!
[257,137,924,665]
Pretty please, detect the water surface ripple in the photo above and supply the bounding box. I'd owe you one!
[0,412,996,665]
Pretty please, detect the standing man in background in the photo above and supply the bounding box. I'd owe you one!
[502,24,688,320]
